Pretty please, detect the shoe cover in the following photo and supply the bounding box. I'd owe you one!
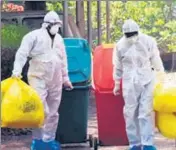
[31,139,44,150]
[46,140,61,150]
[143,145,157,150]
[130,145,142,150]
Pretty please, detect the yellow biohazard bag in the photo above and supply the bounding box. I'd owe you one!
[155,112,176,138]
[1,78,44,128]
[154,73,176,138]
[153,81,176,113]
[1,78,14,100]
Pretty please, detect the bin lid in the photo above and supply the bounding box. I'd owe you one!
[93,44,115,91]
[64,38,91,83]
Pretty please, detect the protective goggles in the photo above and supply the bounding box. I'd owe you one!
[124,31,138,38]
[44,21,62,26]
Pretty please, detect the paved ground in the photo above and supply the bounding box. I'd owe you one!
[1,93,176,150]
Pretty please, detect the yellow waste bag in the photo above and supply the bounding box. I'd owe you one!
[153,74,176,113]
[156,112,176,138]
[1,78,44,128]
[154,73,176,139]
[1,78,14,100]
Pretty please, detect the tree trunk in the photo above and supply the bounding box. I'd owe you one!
[24,1,46,10]
[76,1,85,38]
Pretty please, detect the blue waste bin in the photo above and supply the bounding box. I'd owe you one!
[64,38,91,84]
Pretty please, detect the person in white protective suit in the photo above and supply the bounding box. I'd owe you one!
[113,19,165,150]
[12,11,73,150]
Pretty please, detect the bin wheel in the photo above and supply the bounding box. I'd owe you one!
[89,134,93,147]
[93,137,99,150]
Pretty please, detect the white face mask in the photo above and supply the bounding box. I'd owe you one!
[126,35,138,45]
[49,24,59,35]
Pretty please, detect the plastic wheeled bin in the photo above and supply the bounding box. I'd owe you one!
[56,85,93,146]
[63,38,91,85]
[93,44,129,150]
[93,44,115,92]
[56,38,93,148]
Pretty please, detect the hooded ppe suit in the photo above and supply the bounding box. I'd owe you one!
[12,11,70,143]
[113,19,164,148]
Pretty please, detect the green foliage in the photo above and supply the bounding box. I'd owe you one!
[1,24,29,48]
[47,1,176,52]
[158,21,176,52]
[89,1,176,52]
[1,24,30,81]
[46,1,75,14]
[46,1,62,11]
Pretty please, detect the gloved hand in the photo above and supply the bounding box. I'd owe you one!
[63,81,73,91]
[11,73,22,79]
[113,80,120,96]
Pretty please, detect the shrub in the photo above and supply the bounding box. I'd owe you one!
[1,25,30,82]
[1,24,29,49]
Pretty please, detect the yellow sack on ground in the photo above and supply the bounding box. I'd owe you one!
[154,73,176,139]
[156,112,176,138]
[153,73,176,113]
[1,78,44,128]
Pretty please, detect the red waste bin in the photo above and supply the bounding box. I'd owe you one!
[93,44,128,149]
[93,44,115,92]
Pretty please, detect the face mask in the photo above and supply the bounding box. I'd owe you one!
[126,35,138,44]
[49,24,59,35]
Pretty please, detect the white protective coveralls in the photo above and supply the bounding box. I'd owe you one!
[113,19,164,147]
[12,11,71,142]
